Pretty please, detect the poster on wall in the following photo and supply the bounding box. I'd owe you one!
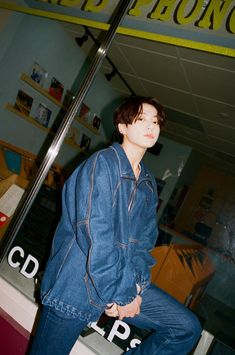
[80,134,91,152]
[92,115,101,130]
[65,126,80,146]
[79,102,90,123]
[35,103,52,128]
[49,77,64,102]
[14,90,33,116]
[30,62,48,87]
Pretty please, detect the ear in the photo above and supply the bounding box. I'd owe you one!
[118,123,127,135]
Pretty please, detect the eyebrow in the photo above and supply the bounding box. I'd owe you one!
[140,112,158,116]
[140,114,158,118]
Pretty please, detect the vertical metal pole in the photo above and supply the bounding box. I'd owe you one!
[0,0,134,263]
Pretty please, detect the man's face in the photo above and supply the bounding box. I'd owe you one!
[119,103,160,150]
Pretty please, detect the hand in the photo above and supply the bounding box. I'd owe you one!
[105,303,118,318]
[117,295,142,320]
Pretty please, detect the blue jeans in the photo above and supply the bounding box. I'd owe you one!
[29,307,88,354]
[124,284,201,354]
[29,284,201,354]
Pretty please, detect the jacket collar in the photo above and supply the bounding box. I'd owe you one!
[111,142,152,182]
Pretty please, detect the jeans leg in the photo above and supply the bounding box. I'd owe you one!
[124,284,201,355]
[29,306,88,355]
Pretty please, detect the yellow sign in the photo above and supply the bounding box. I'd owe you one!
[36,0,235,33]
[0,0,234,56]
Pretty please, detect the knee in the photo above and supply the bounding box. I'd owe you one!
[184,311,202,345]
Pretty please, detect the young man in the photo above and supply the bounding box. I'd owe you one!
[30,97,201,354]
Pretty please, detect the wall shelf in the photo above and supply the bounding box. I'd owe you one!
[5,103,82,151]
[20,73,63,107]
[75,116,100,136]
[64,138,83,151]
[6,103,50,132]
[20,73,100,136]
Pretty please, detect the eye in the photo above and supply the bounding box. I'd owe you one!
[137,116,144,121]
[153,118,160,125]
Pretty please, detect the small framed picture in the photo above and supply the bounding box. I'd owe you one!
[80,134,91,152]
[49,77,64,102]
[14,90,33,116]
[92,115,101,130]
[79,102,90,122]
[65,126,79,146]
[30,62,48,87]
[35,103,52,128]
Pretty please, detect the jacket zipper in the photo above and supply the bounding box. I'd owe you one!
[128,180,138,212]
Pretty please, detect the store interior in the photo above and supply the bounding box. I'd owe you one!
[0,2,235,354]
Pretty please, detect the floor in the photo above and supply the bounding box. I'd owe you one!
[0,307,31,355]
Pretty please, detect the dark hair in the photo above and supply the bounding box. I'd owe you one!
[113,96,166,138]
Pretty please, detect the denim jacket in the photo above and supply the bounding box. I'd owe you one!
[41,142,158,322]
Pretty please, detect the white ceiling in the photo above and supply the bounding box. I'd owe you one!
[62,23,235,174]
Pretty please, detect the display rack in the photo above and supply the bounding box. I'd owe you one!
[20,73,100,136]
[5,72,102,154]
[20,73,63,107]
[5,103,50,133]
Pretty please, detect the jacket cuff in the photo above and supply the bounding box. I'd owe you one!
[114,294,137,306]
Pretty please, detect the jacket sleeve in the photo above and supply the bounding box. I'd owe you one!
[132,180,159,291]
[83,153,138,306]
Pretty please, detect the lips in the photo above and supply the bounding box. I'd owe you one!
[144,134,155,139]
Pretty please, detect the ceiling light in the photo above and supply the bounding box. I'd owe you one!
[75,32,88,47]
[105,69,116,82]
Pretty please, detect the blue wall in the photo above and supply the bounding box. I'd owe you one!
[0,11,122,166]
[0,9,192,206]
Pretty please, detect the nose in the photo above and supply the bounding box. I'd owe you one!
[147,122,153,130]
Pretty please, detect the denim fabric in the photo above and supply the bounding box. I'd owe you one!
[40,143,158,321]
[124,284,201,354]
[29,306,88,355]
[30,284,201,355]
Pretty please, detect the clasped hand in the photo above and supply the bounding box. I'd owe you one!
[105,294,142,320]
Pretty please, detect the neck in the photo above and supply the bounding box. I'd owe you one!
[121,141,146,179]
